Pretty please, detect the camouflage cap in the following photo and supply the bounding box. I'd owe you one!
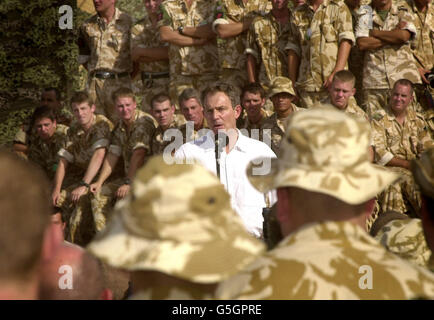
[247,105,399,204]
[411,147,434,199]
[268,76,296,98]
[87,156,265,284]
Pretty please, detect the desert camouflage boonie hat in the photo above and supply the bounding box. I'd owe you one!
[247,106,399,204]
[411,147,434,199]
[268,76,296,98]
[87,156,265,283]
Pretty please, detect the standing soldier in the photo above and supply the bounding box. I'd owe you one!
[356,0,422,118]
[158,0,219,104]
[131,0,170,113]
[213,0,272,97]
[286,0,355,109]
[406,0,434,136]
[51,91,113,246]
[246,0,291,96]
[79,0,133,122]
[90,87,156,234]
[27,106,69,183]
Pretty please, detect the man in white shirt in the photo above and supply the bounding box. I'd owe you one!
[175,84,276,238]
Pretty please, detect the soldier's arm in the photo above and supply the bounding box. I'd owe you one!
[126,148,146,181]
[159,26,208,46]
[385,157,411,170]
[323,40,352,89]
[246,54,257,83]
[12,143,28,158]
[81,148,107,186]
[356,36,385,50]
[90,152,120,193]
[287,50,300,93]
[182,24,216,40]
[215,18,253,39]
[52,157,68,206]
[369,29,411,45]
[131,46,169,63]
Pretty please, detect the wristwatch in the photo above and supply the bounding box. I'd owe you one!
[123,178,131,186]
[177,26,184,35]
[79,180,90,188]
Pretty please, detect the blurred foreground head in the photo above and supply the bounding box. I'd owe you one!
[0,150,50,299]
[88,155,265,299]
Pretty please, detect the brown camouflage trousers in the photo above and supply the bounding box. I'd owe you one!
[219,68,248,99]
[414,84,434,139]
[56,184,95,247]
[169,73,219,110]
[131,74,171,113]
[88,76,132,123]
[90,178,123,232]
[364,89,425,120]
[298,90,328,109]
[377,167,422,218]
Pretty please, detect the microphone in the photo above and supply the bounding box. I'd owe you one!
[215,131,228,179]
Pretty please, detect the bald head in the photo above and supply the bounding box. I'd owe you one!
[39,243,108,300]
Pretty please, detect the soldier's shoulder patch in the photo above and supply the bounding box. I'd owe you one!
[371,112,384,122]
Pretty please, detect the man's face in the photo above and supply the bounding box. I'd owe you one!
[328,80,355,110]
[72,102,95,128]
[389,84,413,114]
[180,98,204,126]
[35,117,56,141]
[41,90,61,110]
[242,92,265,120]
[93,0,115,13]
[271,92,293,115]
[144,0,162,13]
[151,100,175,128]
[272,0,289,10]
[204,92,240,135]
[115,96,136,123]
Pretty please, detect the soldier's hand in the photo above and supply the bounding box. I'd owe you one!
[116,185,131,199]
[419,68,431,84]
[323,72,336,89]
[52,190,60,206]
[90,182,102,194]
[394,20,407,30]
[70,186,87,204]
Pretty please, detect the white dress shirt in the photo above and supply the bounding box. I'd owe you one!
[174,130,277,238]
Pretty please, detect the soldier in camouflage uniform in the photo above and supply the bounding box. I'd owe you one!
[406,0,434,137]
[51,92,113,247]
[371,80,434,217]
[131,0,170,113]
[216,106,434,299]
[245,0,290,93]
[178,88,209,143]
[286,0,355,109]
[13,88,72,159]
[412,147,434,272]
[238,82,272,139]
[27,106,69,183]
[79,1,133,122]
[90,88,156,237]
[150,93,185,155]
[261,76,299,154]
[371,213,432,268]
[87,155,265,299]
[355,0,422,118]
[157,0,219,105]
[213,0,272,97]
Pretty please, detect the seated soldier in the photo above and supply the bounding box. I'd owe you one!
[27,106,69,183]
[216,106,434,299]
[412,147,434,272]
[51,91,113,246]
[150,93,185,155]
[13,87,72,158]
[90,87,156,233]
[178,88,208,143]
[87,156,265,300]
[239,82,272,138]
[261,76,299,154]
[371,79,434,217]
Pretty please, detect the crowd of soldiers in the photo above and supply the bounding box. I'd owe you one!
[2,0,434,300]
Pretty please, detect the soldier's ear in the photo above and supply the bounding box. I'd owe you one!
[90,104,96,113]
[351,88,356,96]
[234,104,242,120]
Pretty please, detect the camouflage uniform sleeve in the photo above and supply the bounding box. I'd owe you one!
[212,0,229,33]
[417,116,434,153]
[336,3,356,45]
[244,18,260,60]
[355,5,372,39]
[371,117,394,165]
[13,125,28,145]
[90,120,111,152]
[131,118,155,155]
[156,3,172,29]
[285,19,301,57]
[131,22,145,49]
[398,3,418,41]
[58,131,75,163]
[108,128,122,157]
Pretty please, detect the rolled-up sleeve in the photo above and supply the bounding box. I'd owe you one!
[58,148,74,163]
[337,4,355,45]
[371,119,393,165]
